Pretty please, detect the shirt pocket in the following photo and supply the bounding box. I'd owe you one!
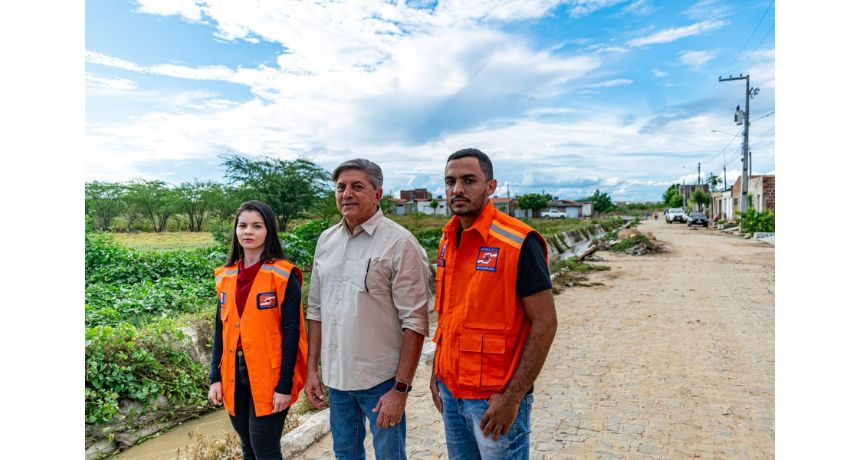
[364,258,392,297]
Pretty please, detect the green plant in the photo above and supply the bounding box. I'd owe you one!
[282,219,332,268]
[85,319,209,425]
[739,208,775,234]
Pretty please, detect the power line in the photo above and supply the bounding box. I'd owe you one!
[751,110,775,122]
[736,22,774,70]
[725,0,774,73]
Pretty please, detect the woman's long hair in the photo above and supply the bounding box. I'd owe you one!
[224,201,285,266]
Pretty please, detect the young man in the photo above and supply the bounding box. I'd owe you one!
[305,159,430,459]
[430,148,558,459]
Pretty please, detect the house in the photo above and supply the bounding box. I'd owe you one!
[491,197,516,216]
[415,198,448,216]
[731,175,775,213]
[709,190,734,222]
[400,188,431,201]
[514,199,593,219]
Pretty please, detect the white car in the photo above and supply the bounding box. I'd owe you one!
[665,208,687,223]
[541,208,566,219]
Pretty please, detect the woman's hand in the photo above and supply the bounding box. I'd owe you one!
[273,392,290,413]
[208,382,223,406]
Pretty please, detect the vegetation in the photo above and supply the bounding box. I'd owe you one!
[517,193,551,218]
[581,189,615,214]
[661,184,683,208]
[739,207,775,234]
[610,234,654,252]
[221,154,332,228]
[692,189,710,211]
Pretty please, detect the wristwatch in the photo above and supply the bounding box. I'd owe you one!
[393,380,413,394]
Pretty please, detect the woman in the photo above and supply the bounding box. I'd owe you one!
[208,201,308,460]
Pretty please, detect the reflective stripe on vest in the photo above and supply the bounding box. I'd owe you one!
[432,201,547,400]
[214,259,308,417]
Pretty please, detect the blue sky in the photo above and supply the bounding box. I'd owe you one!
[85,0,775,202]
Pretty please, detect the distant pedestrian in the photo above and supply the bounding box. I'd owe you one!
[208,200,308,460]
[430,148,558,459]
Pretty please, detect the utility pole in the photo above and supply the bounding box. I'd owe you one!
[719,73,759,212]
[697,162,701,188]
[723,164,727,192]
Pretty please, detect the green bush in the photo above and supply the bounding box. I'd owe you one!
[85,319,208,425]
[281,219,332,268]
[85,234,222,286]
[739,208,775,234]
[86,277,213,327]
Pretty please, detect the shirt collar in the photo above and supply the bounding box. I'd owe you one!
[443,200,497,242]
[338,206,384,237]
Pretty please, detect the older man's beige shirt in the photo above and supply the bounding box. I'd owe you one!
[306,208,430,391]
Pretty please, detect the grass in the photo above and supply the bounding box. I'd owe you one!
[111,232,217,251]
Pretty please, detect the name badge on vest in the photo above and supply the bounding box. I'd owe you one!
[256,292,278,310]
[219,292,226,305]
[476,247,500,272]
[439,243,447,258]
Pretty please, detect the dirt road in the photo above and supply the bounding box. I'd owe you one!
[298,218,775,459]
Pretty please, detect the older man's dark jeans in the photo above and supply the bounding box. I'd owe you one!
[229,352,289,460]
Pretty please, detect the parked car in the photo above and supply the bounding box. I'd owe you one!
[687,211,708,227]
[541,208,566,219]
[665,208,686,223]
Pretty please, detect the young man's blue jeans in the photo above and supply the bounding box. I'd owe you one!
[327,377,407,460]
[438,379,533,460]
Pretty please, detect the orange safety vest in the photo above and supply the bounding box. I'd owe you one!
[214,259,308,417]
[432,201,547,400]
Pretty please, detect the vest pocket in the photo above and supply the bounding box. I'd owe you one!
[457,334,507,388]
[433,267,444,313]
[480,335,506,387]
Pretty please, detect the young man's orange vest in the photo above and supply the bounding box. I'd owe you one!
[432,201,548,400]
[214,260,308,417]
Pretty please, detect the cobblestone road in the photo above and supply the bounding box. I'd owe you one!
[297,219,775,459]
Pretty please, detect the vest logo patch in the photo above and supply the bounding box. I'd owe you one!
[219,291,226,305]
[440,243,447,258]
[476,247,500,272]
[256,292,278,309]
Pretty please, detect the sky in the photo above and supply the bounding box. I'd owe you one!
[85,0,776,202]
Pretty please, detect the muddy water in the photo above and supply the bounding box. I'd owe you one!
[114,410,234,460]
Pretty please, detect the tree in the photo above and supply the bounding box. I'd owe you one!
[662,184,683,208]
[222,154,332,228]
[429,198,440,215]
[517,193,550,218]
[692,189,710,212]
[173,180,223,232]
[584,189,615,214]
[705,172,723,190]
[85,181,124,231]
[124,180,177,232]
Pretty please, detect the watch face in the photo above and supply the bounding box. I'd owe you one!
[395,381,409,392]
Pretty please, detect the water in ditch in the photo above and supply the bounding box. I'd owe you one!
[114,409,234,460]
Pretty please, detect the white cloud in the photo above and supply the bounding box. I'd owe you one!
[86,74,137,91]
[679,50,717,68]
[134,0,204,22]
[628,20,727,47]
[583,78,633,88]
[652,68,668,77]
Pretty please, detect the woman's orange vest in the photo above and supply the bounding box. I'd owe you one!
[432,201,547,400]
[214,259,308,417]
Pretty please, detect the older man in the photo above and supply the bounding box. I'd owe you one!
[430,148,557,459]
[305,159,430,459]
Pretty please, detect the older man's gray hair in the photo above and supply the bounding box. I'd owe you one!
[332,159,384,190]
